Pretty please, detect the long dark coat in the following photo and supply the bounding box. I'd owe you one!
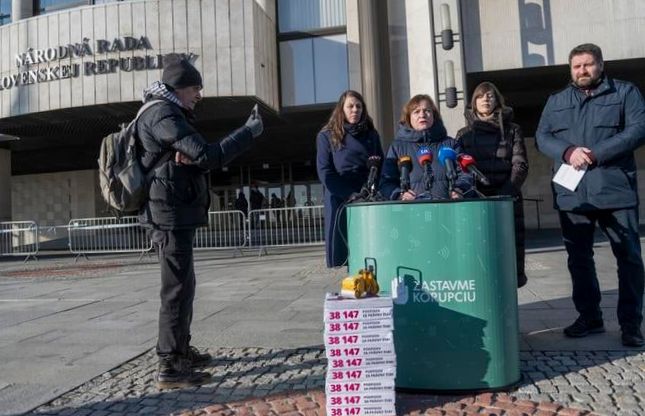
[316,125,383,268]
[456,107,529,284]
[136,97,254,230]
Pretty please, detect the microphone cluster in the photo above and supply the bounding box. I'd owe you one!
[349,148,492,204]
[394,148,491,197]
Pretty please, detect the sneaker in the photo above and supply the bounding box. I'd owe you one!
[563,316,605,338]
[157,357,211,389]
[187,346,212,367]
[621,327,645,347]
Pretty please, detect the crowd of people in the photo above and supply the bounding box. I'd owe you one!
[131,42,644,390]
[315,43,645,349]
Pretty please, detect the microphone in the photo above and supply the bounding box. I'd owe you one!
[415,146,433,191]
[437,147,458,190]
[365,156,382,195]
[457,154,491,186]
[397,155,413,192]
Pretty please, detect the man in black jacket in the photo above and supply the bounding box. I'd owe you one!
[536,44,645,347]
[137,54,264,388]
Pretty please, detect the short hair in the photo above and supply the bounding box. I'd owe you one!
[399,94,441,128]
[470,81,505,112]
[568,43,604,67]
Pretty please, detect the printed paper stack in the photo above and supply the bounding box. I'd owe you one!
[323,293,396,416]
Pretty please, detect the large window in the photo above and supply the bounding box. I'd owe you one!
[278,0,349,107]
[35,0,122,15]
[0,0,10,25]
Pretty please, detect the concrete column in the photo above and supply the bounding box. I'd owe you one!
[345,0,362,92]
[431,0,467,136]
[404,0,438,103]
[0,149,11,221]
[357,0,395,145]
[11,0,33,21]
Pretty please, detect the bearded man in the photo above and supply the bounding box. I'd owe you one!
[536,43,645,347]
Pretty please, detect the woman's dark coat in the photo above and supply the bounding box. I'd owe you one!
[456,107,528,195]
[380,119,472,200]
[316,125,383,268]
[456,107,528,283]
[136,97,254,230]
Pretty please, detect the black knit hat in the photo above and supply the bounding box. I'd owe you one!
[162,54,202,90]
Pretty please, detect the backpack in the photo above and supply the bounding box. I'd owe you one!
[97,99,167,213]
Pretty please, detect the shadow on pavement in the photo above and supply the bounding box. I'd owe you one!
[23,287,644,416]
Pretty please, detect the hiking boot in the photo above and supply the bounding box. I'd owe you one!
[157,357,211,390]
[563,316,605,338]
[621,327,645,347]
[187,346,212,367]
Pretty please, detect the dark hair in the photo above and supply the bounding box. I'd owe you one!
[322,90,374,149]
[399,94,441,128]
[470,81,505,113]
[568,43,604,67]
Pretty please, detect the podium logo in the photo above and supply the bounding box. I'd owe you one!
[391,276,409,305]
[392,276,477,305]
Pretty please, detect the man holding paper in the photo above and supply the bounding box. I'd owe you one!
[536,43,645,347]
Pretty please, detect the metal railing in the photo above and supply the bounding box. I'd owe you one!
[68,216,152,258]
[15,205,326,260]
[247,205,325,251]
[0,221,39,261]
[194,210,247,251]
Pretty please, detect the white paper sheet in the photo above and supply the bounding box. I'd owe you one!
[553,163,586,191]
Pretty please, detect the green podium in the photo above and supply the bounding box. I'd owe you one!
[346,198,520,392]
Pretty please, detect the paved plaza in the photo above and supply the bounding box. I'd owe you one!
[0,234,644,416]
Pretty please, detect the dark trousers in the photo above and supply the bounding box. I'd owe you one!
[152,228,196,359]
[559,208,644,329]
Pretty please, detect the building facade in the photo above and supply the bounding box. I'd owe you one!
[1,0,644,231]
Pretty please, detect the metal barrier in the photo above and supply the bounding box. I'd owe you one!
[0,221,39,261]
[68,216,152,259]
[524,197,544,230]
[247,205,325,252]
[194,210,247,251]
[61,207,323,259]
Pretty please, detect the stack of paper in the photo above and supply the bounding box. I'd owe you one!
[323,294,396,416]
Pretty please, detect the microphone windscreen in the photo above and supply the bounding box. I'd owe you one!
[367,155,382,168]
[416,146,432,165]
[458,153,475,169]
[397,155,413,170]
[437,147,457,164]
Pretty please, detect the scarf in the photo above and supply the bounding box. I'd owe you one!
[141,81,185,108]
[343,120,368,137]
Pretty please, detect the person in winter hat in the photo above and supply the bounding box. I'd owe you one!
[137,53,264,388]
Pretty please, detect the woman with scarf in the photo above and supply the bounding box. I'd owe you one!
[380,94,472,201]
[316,90,383,268]
[456,81,529,287]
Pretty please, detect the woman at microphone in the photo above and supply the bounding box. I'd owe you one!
[316,90,383,268]
[456,81,528,287]
[380,94,472,201]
